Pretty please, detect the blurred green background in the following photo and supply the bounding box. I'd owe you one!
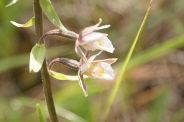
[1,0,184,122]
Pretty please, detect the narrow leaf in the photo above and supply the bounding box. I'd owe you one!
[29,43,46,73]
[50,70,88,81]
[10,17,35,28]
[104,0,154,120]
[39,0,67,32]
[36,104,46,122]
[6,0,19,7]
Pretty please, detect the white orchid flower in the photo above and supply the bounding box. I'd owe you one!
[75,18,115,59]
[81,58,117,80]
[78,51,117,96]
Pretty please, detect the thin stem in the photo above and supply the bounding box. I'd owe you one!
[33,0,59,122]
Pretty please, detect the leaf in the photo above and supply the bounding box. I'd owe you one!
[104,0,153,120]
[36,104,46,122]
[29,43,46,73]
[10,17,35,28]
[50,70,88,81]
[6,0,19,7]
[39,0,67,32]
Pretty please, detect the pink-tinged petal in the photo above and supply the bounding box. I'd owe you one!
[85,49,90,58]
[81,51,102,74]
[79,32,105,45]
[78,70,88,97]
[75,40,87,60]
[92,58,118,65]
[81,18,102,36]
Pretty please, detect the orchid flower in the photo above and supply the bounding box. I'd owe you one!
[78,51,117,96]
[75,18,115,59]
[82,59,117,80]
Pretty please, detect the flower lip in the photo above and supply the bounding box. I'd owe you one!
[84,61,115,80]
[80,54,117,80]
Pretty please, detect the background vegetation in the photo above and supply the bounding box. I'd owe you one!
[0,0,184,121]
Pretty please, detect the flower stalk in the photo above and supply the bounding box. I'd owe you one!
[38,29,79,44]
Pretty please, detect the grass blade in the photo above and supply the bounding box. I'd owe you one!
[36,104,46,122]
[103,0,154,120]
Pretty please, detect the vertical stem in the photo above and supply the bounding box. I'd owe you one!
[41,61,59,122]
[33,0,59,122]
[34,0,43,42]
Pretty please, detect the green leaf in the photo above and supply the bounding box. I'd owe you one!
[6,0,19,7]
[39,0,67,32]
[104,0,153,120]
[50,70,88,81]
[29,43,46,73]
[10,17,35,28]
[36,104,46,122]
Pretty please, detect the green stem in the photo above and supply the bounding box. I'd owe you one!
[33,0,59,122]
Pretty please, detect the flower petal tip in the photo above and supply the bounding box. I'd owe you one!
[96,25,110,30]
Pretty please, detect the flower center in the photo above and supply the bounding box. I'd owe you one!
[97,69,104,77]
[97,41,102,46]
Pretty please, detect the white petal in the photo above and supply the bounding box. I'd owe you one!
[80,51,102,74]
[79,32,104,45]
[93,58,118,65]
[91,62,115,80]
[81,61,90,74]
[82,35,115,53]
[95,36,115,53]
[95,25,110,31]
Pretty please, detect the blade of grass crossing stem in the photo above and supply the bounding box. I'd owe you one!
[36,104,46,122]
[104,0,153,120]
